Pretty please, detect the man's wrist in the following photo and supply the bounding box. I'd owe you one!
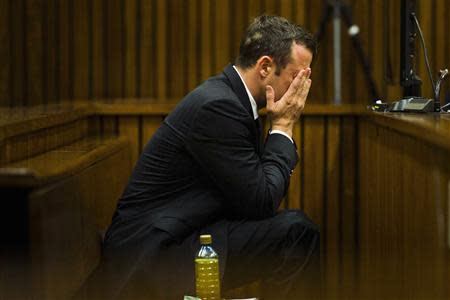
[270,125,293,138]
[269,129,294,143]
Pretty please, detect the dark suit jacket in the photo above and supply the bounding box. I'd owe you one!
[104,64,298,254]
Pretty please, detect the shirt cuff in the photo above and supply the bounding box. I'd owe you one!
[269,129,294,144]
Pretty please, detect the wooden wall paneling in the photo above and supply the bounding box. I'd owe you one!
[25,0,43,106]
[124,0,137,98]
[356,119,373,297]
[308,0,328,104]
[73,0,89,99]
[214,0,230,74]
[247,0,263,21]
[401,135,438,298]
[229,0,246,62]
[0,0,10,106]
[287,121,301,209]
[280,0,294,22]
[341,1,353,104]
[10,0,25,106]
[45,0,57,104]
[91,0,105,98]
[156,0,167,98]
[139,0,154,97]
[324,116,341,298]
[388,124,407,297]
[58,0,71,102]
[141,116,163,152]
[118,116,139,168]
[340,116,357,297]
[370,0,386,101]
[261,0,276,15]
[167,0,186,98]
[187,0,199,92]
[302,117,325,247]
[440,151,450,299]
[351,0,370,104]
[293,0,305,28]
[106,0,123,98]
[386,0,402,101]
[200,0,212,82]
[100,116,118,137]
[88,116,101,136]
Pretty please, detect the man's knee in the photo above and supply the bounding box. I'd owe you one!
[275,210,320,247]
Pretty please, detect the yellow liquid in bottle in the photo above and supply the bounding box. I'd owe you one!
[195,258,220,300]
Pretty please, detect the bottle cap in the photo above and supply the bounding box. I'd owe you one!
[199,234,212,245]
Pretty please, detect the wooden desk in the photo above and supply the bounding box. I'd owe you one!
[356,112,450,299]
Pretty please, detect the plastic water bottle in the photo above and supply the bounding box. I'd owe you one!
[195,234,220,300]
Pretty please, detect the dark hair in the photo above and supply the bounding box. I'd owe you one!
[235,15,317,75]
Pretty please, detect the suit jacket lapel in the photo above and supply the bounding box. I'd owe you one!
[223,64,262,154]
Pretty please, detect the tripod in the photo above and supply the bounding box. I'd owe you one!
[315,0,380,103]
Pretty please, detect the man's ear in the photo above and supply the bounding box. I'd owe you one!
[256,56,273,78]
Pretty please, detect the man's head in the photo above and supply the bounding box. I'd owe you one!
[235,15,317,106]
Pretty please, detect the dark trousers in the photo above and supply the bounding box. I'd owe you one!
[77,210,320,300]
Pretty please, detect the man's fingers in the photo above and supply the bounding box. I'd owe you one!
[294,68,311,97]
[298,79,312,103]
[266,85,275,107]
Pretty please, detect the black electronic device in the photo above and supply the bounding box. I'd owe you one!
[389,97,434,113]
[400,0,421,97]
[389,0,447,113]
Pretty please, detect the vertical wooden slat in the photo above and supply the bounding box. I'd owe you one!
[324,116,341,298]
[341,116,357,298]
[352,0,370,104]
[156,0,167,98]
[58,0,71,102]
[308,0,328,103]
[187,0,199,91]
[118,116,139,169]
[200,0,212,81]
[214,0,230,74]
[124,0,137,98]
[11,0,25,106]
[280,0,294,21]
[106,0,123,98]
[139,0,153,97]
[248,0,263,20]
[73,0,89,99]
[25,0,43,106]
[386,0,402,101]
[293,0,305,26]
[302,117,325,237]
[167,0,186,98]
[45,0,57,104]
[229,0,245,63]
[371,0,385,101]
[0,0,10,106]
[101,116,118,136]
[92,0,105,99]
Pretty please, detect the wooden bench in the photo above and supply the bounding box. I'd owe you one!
[0,105,132,299]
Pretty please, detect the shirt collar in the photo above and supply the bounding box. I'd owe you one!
[233,65,259,120]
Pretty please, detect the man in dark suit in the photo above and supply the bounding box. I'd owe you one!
[82,15,320,299]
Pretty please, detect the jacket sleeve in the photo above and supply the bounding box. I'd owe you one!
[185,99,298,220]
